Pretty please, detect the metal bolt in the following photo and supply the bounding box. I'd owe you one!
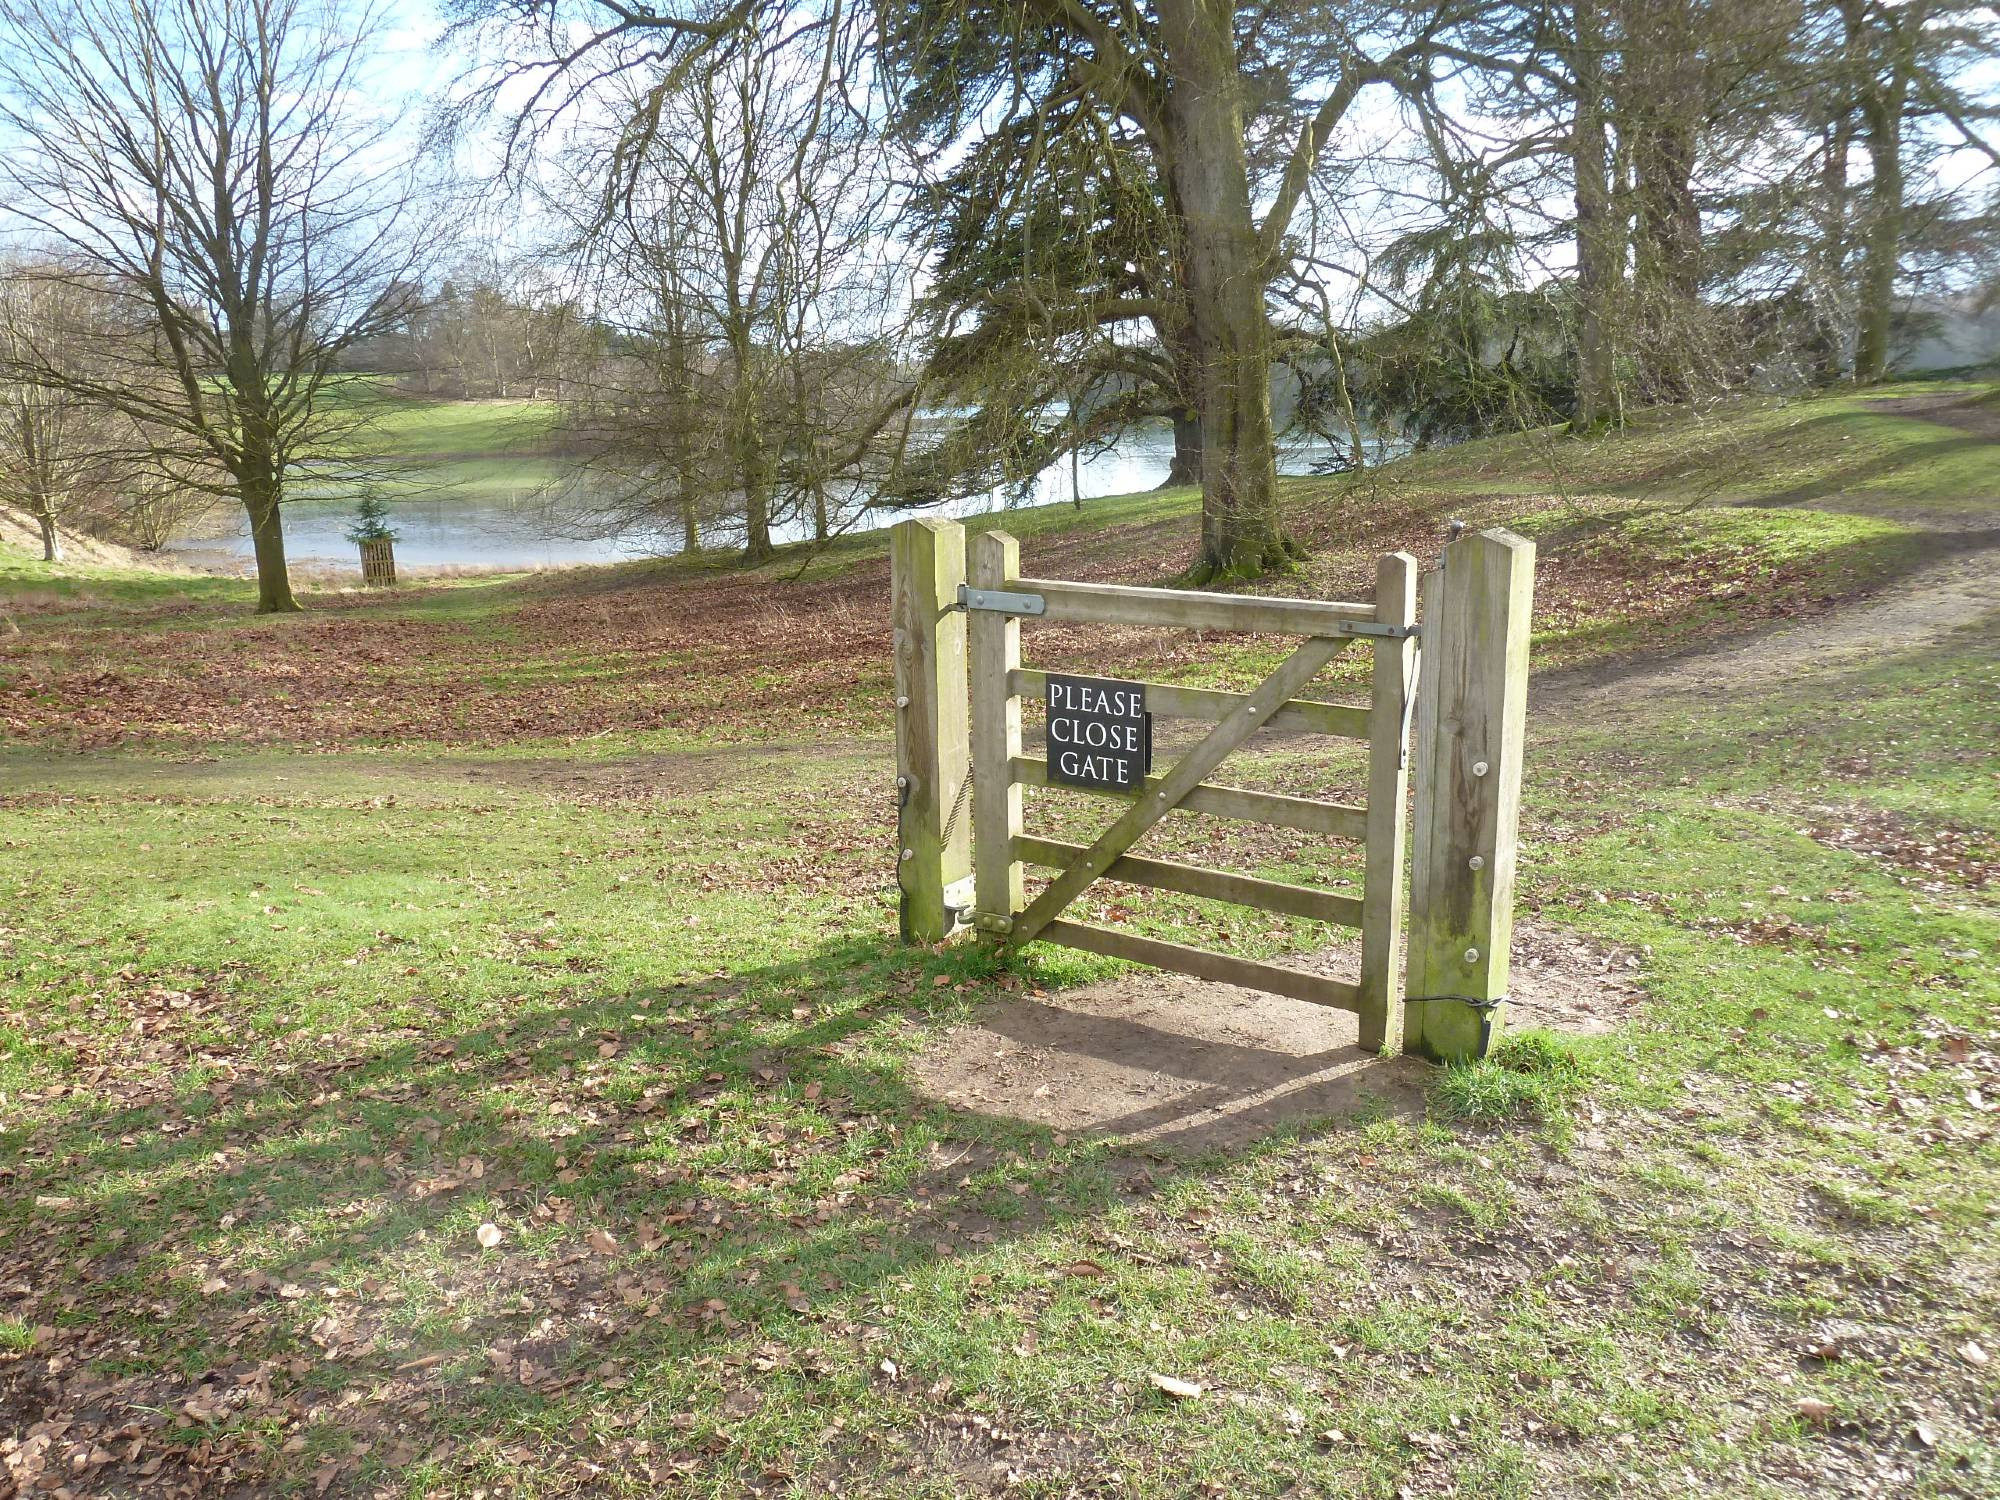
[1472,759,1490,777]
[1463,946,1480,964]
[901,848,914,861]
[895,695,910,709]
[1246,704,1257,714]
[896,776,909,789]
[1468,854,1485,870]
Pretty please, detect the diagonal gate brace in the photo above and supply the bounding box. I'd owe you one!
[1005,633,1351,948]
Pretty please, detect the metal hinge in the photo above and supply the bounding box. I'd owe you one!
[1335,620,1420,639]
[956,585,1046,617]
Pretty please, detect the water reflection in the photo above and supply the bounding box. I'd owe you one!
[171,426,1367,575]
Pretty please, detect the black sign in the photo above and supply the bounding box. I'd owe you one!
[1045,674,1152,792]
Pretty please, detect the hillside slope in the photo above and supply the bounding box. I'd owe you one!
[4,378,1994,751]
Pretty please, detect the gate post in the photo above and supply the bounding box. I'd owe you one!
[1357,551,1418,1052]
[968,531,1024,932]
[891,518,972,944]
[1404,528,1536,1064]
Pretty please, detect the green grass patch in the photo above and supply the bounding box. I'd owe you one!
[1433,1031,1593,1124]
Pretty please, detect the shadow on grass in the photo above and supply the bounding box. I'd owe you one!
[3,926,1416,1477]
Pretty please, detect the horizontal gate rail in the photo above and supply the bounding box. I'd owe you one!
[1013,577,1376,635]
[1008,668,1369,740]
[1014,834,1365,927]
[1040,920,1361,1012]
[1010,756,1366,838]
[1006,635,1348,948]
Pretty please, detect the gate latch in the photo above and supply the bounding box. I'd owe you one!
[957,585,1046,617]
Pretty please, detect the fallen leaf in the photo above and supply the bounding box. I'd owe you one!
[1796,1398,1836,1426]
[588,1228,619,1255]
[1148,1372,1203,1400]
[476,1223,503,1250]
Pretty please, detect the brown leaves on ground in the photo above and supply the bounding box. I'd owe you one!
[1802,806,1996,892]
[0,485,1883,753]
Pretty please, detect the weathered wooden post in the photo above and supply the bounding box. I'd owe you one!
[890,518,972,944]
[1404,528,1536,1064]
[968,531,1024,935]
[1357,551,1418,1052]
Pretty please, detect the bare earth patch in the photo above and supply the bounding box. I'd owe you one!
[1866,390,2000,442]
[913,922,1639,1150]
[1541,523,2000,718]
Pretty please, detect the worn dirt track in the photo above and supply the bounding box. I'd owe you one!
[1540,521,2000,719]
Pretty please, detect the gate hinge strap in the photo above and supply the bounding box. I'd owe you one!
[956,585,1046,617]
[1406,993,1507,1012]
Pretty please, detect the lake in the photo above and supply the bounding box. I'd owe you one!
[171,426,1370,575]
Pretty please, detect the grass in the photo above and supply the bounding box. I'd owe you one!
[321,374,562,460]
[1433,1032,1593,1125]
[3,382,1975,755]
[0,379,1996,1495]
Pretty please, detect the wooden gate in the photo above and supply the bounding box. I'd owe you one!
[891,519,1533,1064]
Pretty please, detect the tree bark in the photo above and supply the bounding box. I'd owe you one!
[1570,2,1621,430]
[244,472,300,612]
[1625,0,1703,405]
[1853,18,1913,386]
[1632,118,1700,401]
[740,431,774,561]
[1157,0,1292,582]
[37,509,61,562]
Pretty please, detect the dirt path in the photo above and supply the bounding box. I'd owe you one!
[911,920,1642,1151]
[1540,522,2000,718]
[1866,389,2000,440]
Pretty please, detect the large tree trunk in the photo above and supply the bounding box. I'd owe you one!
[740,434,774,562]
[1570,2,1621,430]
[1625,0,1703,405]
[1853,42,1911,386]
[243,470,300,613]
[670,414,700,555]
[1632,117,1700,402]
[36,508,61,562]
[1158,0,1291,582]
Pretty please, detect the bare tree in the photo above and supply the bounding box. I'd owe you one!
[0,0,437,611]
[0,267,108,561]
[541,7,912,563]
